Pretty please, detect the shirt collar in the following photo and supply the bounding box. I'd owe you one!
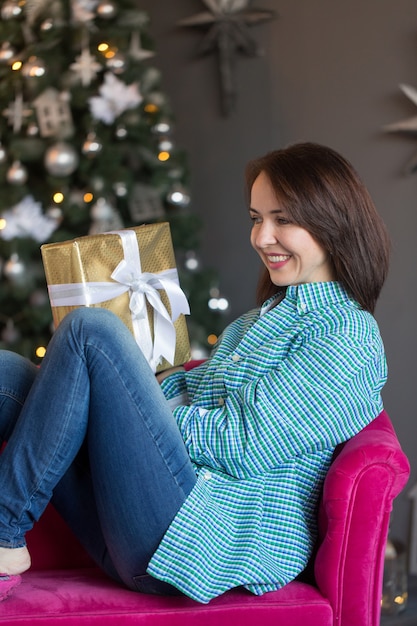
[260,282,357,317]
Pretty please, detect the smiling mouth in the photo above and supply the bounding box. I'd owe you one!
[267,254,291,263]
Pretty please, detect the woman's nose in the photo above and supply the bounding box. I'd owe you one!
[255,221,278,247]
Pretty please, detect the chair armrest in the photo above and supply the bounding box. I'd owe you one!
[314,411,410,626]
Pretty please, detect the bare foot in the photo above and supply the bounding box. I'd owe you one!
[0,546,31,575]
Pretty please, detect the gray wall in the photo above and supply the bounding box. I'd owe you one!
[140,0,417,546]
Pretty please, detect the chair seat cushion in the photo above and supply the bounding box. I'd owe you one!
[0,568,333,626]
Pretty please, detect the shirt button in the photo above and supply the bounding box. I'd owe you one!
[203,471,212,481]
[218,397,225,406]
[232,354,241,362]
[300,302,307,311]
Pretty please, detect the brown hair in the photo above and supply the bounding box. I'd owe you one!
[245,143,390,313]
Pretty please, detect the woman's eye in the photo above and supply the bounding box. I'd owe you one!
[277,217,290,225]
[249,215,261,224]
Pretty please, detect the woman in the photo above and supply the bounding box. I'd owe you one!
[0,143,389,604]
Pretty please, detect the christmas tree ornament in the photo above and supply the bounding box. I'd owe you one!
[82,131,103,156]
[33,88,73,138]
[96,0,117,20]
[70,46,102,86]
[71,0,97,24]
[1,319,21,344]
[89,197,124,234]
[166,184,191,208]
[152,119,172,135]
[29,289,49,307]
[22,56,47,78]
[185,251,200,271]
[0,42,16,64]
[91,196,115,220]
[25,0,55,26]
[1,0,23,20]
[88,72,142,125]
[128,31,155,62]
[208,287,229,312]
[6,160,28,185]
[44,141,79,177]
[3,254,26,283]
[158,137,174,152]
[115,124,127,139]
[105,51,126,74]
[26,122,39,136]
[113,181,128,197]
[128,183,164,221]
[91,176,105,192]
[1,195,59,242]
[40,17,54,31]
[46,206,63,223]
[0,142,7,164]
[3,93,32,133]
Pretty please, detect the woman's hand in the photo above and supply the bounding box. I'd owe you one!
[156,366,185,384]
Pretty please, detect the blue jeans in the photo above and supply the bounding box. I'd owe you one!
[0,308,197,594]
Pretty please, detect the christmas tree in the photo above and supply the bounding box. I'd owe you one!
[0,0,227,363]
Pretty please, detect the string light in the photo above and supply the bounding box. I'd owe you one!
[144,103,158,114]
[0,218,6,230]
[84,192,93,203]
[11,61,22,71]
[158,151,170,162]
[35,346,47,358]
[207,334,218,345]
[53,192,64,203]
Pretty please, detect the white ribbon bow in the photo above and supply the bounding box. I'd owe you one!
[47,229,190,372]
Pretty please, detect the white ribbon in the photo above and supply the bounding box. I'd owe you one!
[47,229,190,372]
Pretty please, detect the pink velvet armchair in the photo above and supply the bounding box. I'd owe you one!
[0,409,409,626]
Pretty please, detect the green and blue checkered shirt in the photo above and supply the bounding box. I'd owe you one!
[148,281,386,603]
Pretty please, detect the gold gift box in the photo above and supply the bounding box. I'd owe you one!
[41,223,191,372]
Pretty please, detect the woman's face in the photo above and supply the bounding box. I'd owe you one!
[249,171,335,287]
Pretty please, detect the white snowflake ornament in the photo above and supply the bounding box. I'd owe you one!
[1,195,59,243]
[88,72,142,125]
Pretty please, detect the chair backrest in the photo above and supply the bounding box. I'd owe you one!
[314,410,410,626]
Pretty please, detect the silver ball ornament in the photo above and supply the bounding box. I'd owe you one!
[91,197,114,220]
[113,182,128,197]
[96,1,117,19]
[27,123,39,137]
[40,18,54,31]
[1,0,23,20]
[115,125,127,139]
[106,51,126,74]
[7,161,28,185]
[152,120,172,135]
[166,184,191,208]
[82,132,102,157]
[22,56,46,78]
[0,143,7,164]
[44,142,79,177]
[0,42,16,64]
[3,254,26,282]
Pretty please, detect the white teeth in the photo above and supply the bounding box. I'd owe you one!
[268,255,289,262]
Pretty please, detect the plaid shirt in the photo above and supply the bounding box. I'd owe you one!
[148,282,387,603]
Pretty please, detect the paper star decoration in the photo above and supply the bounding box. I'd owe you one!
[70,46,102,87]
[177,0,276,116]
[3,93,32,133]
[129,32,155,62]
[383,83,417,173]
